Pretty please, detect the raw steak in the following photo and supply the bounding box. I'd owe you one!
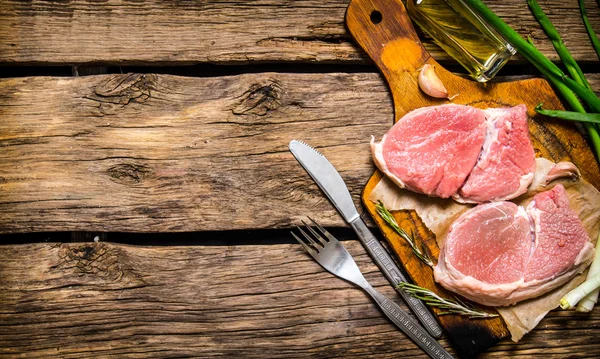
[456,105,536,203]
[371,104,487,198]
[371,104,536,202]
[434,184,594,306]
[525,184,593,283]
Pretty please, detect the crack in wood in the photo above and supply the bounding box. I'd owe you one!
[256,34,352,47]
[84,74,156,115]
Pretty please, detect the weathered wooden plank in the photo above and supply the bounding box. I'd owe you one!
[0,72,392,233]
[0,241,598,358]
[1,73,600,234]
[0,0,598,65]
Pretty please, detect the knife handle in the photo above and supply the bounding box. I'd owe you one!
[350,217,443,339]
[364,284,454,359]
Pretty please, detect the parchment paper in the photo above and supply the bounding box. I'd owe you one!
[368,158,600,342]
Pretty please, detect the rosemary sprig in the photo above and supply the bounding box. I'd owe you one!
[397,282,498,319]
[374,200,433,267]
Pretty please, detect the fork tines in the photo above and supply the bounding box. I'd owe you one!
[291,217,335,254]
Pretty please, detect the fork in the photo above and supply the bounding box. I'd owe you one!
[292,218,454,359]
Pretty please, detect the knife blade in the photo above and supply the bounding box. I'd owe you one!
[289,139,443,339]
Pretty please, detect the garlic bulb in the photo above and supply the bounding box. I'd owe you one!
[418,64,449,99]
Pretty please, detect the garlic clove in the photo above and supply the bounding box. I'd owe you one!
[418,64,449,99]
[543,161,581,186]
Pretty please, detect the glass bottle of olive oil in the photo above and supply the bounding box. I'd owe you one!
[406,0,516,82]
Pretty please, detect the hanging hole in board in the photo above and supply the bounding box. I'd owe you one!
[370,10,382,24]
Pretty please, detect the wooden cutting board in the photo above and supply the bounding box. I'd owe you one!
[346,0,600,357]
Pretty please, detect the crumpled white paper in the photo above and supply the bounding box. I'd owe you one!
[368,158,600,341]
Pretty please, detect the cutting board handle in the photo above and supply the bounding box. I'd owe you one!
[346,0,429,72]
[346,0,457,117]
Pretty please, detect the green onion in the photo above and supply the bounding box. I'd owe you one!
[579,0,600,60]
[560,271,600,309]
[463,0,600,113]
[463,0,600,161]
[522,0,600,160]
[576,232,600,312]
[562,75,600,113]
[537,74,600,158]
[535,104,600,124]
[576,288,599,312]
[527,0,589,89]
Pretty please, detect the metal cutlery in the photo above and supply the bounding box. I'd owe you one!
[292,218,454,359]
[288,139,443,338]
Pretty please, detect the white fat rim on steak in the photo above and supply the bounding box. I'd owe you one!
[370,134,406,189]
[435,249,593,307]
[370,106,439,191]
[373,105,535,203]
[434,201,596,307]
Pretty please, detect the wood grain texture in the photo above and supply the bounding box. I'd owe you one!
[0,0,598,65]
[0,72,392,233]
[1,73,600,234]
[0,241,599,358]
[347,0,600,356]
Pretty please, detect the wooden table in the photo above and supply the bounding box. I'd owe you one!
[1,0,599,357]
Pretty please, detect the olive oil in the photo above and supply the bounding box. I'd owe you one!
[406,0,516,82]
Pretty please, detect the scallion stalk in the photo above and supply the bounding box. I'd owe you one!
[576,232,600,312]
[524,0,600,159]
[579,0,600,60]
[463,0,600,113]
[576,288,599,312]
[540,71,600,160]
[535,105,600,124]
[560,271,600,309]
[527,0,589,89]
[562,76,600,113]
[463,0,600,161]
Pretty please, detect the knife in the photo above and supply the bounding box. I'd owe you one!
[289,139,443,339]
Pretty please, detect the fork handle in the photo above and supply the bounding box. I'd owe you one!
[349,217,443,338]
[364,285,454,359]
